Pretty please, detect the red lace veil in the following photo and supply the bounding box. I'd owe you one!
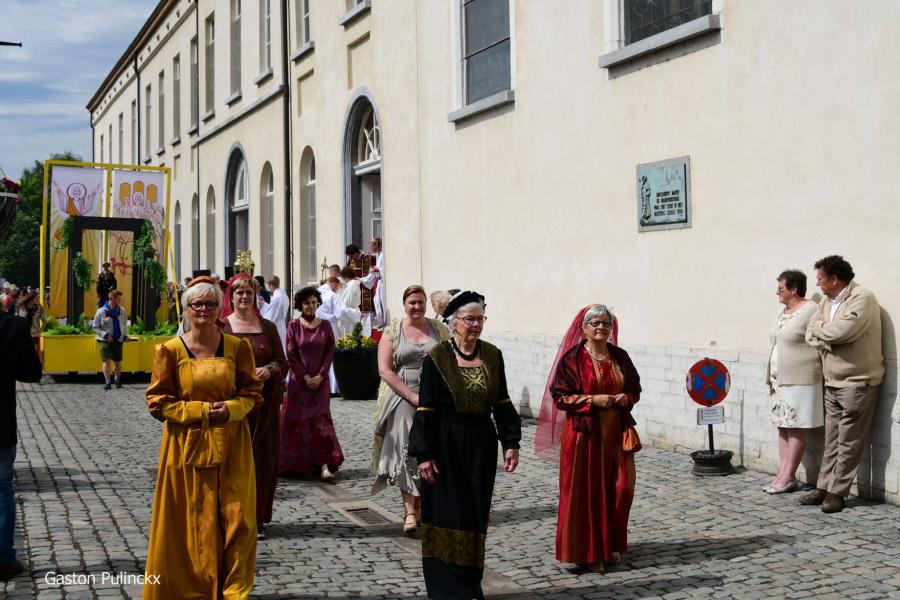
[534,304,619,461]
[220,272,262,320]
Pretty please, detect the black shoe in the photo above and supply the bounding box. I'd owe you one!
[103,382,112,391]
[115,380,122,389]
[0,559,25,581]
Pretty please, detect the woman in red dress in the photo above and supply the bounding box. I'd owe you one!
[280,286,343,480]
[221,274,287,538]
[536,304,641,573]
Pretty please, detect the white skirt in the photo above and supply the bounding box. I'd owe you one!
[769,382,824,429]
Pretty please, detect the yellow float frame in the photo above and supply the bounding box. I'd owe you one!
[39,159,178,373]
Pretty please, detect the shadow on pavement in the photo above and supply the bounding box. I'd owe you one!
[625,533,794,566]
[489,503,557,526]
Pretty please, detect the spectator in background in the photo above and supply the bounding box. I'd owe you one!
[0,308,43,580]
[764,269,823,494]
[15,292,47,350]
[430,290,451,322]
[96,263,117,308]
[801,256,884,513]
[92,290,129,390]
[256,275,271,304]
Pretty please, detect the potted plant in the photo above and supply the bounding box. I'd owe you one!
[332,322,380,400]
[41,314,99,373]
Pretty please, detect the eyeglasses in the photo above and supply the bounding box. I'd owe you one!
[587,320,613,329]
[188,301,219,312]
[460,316,487,327]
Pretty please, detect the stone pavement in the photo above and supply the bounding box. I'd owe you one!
[4,376,900,599]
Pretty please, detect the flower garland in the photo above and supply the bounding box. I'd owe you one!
[71,252,95,289]
[132,220,167,293]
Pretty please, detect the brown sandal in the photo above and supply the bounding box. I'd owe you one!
[403,513,418,535]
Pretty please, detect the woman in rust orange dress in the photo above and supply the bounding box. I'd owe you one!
[536,304,641,573]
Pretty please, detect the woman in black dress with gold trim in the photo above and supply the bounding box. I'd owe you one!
[409,291,521,600]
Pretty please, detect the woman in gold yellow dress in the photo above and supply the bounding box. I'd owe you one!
[144,277,263,599]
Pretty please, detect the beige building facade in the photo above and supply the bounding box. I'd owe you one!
[89,0,900,502]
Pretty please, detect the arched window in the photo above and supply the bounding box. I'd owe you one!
[299,147,316,283]
[260,163,274,277]
[226,150,250,266]
[174,201,182,278]
[191,194,200,272]
[345,98,382,247]
[205,187,216,272]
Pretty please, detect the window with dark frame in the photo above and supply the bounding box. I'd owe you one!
[173,55,181,138]
[190,37,199,127]
[624,0,712,45]
[462,0,511,105]
[158,71,165,149]
[205,16,215,113]
[231,0,242,94]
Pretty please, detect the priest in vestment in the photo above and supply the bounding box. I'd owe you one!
[345,243,375,335]
[360,237,387,329]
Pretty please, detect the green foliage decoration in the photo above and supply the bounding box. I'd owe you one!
[43,313,93,336]
[71,252,95,289]
[51,217,74,250]
[128,316,178,338]
[132,220,167,293]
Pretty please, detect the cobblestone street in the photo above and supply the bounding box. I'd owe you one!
[3,377,900,599]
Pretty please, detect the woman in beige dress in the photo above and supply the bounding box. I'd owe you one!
[371,285,448,535]
[764,269,824,493]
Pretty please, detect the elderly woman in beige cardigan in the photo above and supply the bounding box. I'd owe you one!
[764,269,824,494]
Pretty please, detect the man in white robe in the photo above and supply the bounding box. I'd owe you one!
[316,278,361,394]
[260,275,289,352]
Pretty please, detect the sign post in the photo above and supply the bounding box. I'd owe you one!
[686,358,734,476]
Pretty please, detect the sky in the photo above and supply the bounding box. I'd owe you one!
[1,0,157,180]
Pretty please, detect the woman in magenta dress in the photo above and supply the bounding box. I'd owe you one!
[221,274,287,538]
[280,286,344,480]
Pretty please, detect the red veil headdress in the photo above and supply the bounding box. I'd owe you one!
[534,304,619,461]
[220,272,262,320]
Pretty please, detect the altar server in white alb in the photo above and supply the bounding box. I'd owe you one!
[316,276,361,392]
[261,275,290,351]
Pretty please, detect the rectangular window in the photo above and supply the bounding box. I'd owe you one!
[158,71,165,150]
[131,100,137,162]
[462,0,511,105]
[100,133,104,163]
[231,0,242,94]
[205,16,215,112]
[260,0,272,71]
[190,37,199,127]
[117,113,123,163]
[108,124,112,164]
[173,55,181,138]
[624,0,712,44]
[297,0,311,46]
[145,84,152,156]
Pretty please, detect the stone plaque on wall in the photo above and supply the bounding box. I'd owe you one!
[637,156,691,232]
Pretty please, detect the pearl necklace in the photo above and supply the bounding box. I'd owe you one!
[585,345,608,362]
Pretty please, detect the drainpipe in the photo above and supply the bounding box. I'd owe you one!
[280,0,293,293]
[195,5,201,277]
[134,55,141,164]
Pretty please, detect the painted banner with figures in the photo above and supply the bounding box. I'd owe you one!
[109,169,167,311]
[48,166,106,317]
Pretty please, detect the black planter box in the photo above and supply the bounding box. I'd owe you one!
[332,347,380,400]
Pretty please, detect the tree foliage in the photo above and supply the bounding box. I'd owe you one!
[0,152,81,287]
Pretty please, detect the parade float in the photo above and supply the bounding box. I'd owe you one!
[39,159,178,374]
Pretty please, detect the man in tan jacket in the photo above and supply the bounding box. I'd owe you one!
[801,255,884,513]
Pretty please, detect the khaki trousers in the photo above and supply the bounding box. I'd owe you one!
[817,384,880,497]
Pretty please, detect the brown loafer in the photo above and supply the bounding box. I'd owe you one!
[821,493,845,513]
[799,488,827,505]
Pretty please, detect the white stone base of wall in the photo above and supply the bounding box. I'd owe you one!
[490,330,900,505]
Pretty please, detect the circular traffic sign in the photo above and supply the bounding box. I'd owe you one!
[686,358,730,406]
